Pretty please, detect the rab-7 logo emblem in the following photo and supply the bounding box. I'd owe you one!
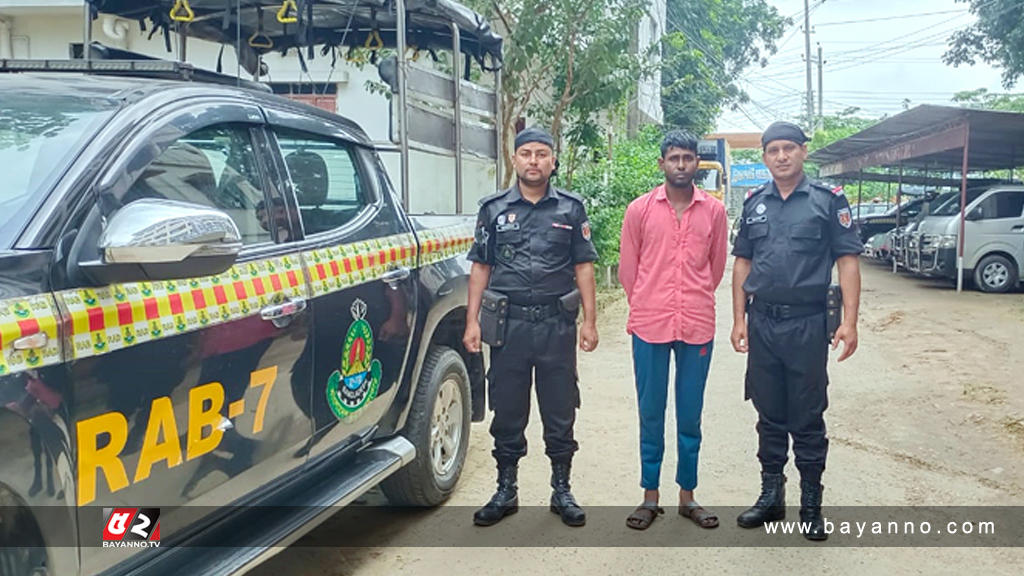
[102,508,161,548]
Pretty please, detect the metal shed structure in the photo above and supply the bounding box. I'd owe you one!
[809,104,1024,291]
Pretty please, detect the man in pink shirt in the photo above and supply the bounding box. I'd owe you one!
[619,131,729,530]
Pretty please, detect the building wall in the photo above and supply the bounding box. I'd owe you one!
[0,3,496,213]
[634,0,665,126]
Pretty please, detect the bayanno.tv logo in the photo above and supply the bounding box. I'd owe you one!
[102,508,161,548]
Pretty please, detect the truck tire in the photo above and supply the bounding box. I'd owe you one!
[0,498,49,576]
[973,254,1017,293]
[381,346,471,506]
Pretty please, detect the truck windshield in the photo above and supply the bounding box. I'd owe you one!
[931,189,987,216]
[0,94,119,247]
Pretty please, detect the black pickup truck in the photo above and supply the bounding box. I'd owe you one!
[0,67,487,576]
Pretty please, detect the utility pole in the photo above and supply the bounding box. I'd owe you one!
[817,43,824,129]
[804,0,814,132]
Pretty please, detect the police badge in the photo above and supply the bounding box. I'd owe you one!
[837,207,852,229]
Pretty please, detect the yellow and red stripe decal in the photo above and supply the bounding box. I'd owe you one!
[418,223,476,266]
[0,224,474,372]
[59,255,306,360]
[0,295,62,375]
[303,232,419,298]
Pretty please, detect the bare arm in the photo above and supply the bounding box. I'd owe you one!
[575,262,598,352]
[832,254,861,361]
[463,262,492,353]
[731,257,752,353]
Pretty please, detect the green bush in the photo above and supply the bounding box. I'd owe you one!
[573,125,666,265]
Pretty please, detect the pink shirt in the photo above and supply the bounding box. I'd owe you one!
[618,185,729,345]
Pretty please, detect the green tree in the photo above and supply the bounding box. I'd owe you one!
[950,88,1024,112]
[944,0,1024,89]
[573,125,666,265]
[468,0,651,186]
[662,0,788,134]
[807,106,880,153]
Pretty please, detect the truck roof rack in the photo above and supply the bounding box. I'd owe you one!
[0,44,272,93]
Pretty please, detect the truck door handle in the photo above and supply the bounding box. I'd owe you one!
[261,297,307,328]
[1012,225,1024,231]
[381,266,411,288]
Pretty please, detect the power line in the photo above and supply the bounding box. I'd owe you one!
[814,9,969,27]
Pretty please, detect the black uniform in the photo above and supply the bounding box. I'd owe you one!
[731,176,863,482]
[468,183,597,465]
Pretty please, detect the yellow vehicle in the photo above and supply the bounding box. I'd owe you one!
[697,160,726,202]
[696,139,731,203]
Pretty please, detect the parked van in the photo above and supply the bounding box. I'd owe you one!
[908,185,1024,292]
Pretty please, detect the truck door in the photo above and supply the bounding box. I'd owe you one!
[263,113,418,462]
[64,105,313,575]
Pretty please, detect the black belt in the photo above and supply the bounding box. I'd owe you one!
[749,298,824,321]
[507,302,561,322]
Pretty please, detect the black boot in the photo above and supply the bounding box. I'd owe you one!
[737,472,787,528]
[549,459,586,527]
[473,463,519,526]
[800,481,828,541]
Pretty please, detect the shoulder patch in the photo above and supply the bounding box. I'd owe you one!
[810,181,844,196]
[744,184,767,203]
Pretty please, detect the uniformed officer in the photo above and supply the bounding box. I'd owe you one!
[464,127,599,527]
[730,121,862,540]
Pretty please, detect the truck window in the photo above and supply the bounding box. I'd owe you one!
[274,129,371,236]
[121,123,273,245]
[976,191,1024,220]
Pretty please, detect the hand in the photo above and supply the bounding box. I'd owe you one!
[832,322,858,362]
[463,320,482,353]
[731,321,748,353]
[579,321,599,352]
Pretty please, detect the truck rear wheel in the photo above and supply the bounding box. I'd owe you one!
[381,346,471,506]
[974,254,1017,293]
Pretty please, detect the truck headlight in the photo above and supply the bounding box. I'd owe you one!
[937,234,958,249]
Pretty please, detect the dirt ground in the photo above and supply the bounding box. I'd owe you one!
[250,260,1024,575]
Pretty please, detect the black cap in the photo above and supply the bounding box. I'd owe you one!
[761,121,809,149]
[515,126,555,151]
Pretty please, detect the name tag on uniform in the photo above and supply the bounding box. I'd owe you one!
[496,222,521,232]
[551,223,573,230]
[746,215,768,224]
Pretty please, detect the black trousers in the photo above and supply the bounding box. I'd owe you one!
[488,313,580,465]
[745,309,829,483]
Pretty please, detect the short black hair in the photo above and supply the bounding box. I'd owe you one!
[661,130,699,158]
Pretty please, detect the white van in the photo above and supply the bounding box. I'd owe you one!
[908,185,1024,293]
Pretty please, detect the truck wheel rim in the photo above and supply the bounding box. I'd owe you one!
[983,262,1008,288]
[431,378,463,477]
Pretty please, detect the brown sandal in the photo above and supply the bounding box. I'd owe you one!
[626,503,664,530]
[680,501,719,529]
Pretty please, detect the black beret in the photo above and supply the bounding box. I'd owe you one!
[761,121,809,148]
[515,127,555,151]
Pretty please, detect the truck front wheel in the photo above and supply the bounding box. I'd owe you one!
[381,346,472,506]
[974,254,1017,293]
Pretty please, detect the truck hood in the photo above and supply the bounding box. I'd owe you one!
[916,215,959,235]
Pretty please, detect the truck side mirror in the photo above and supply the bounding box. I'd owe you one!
[966,207,983,221]
[79,199,242,285]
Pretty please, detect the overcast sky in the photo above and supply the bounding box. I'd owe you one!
[714,0,1009,132]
